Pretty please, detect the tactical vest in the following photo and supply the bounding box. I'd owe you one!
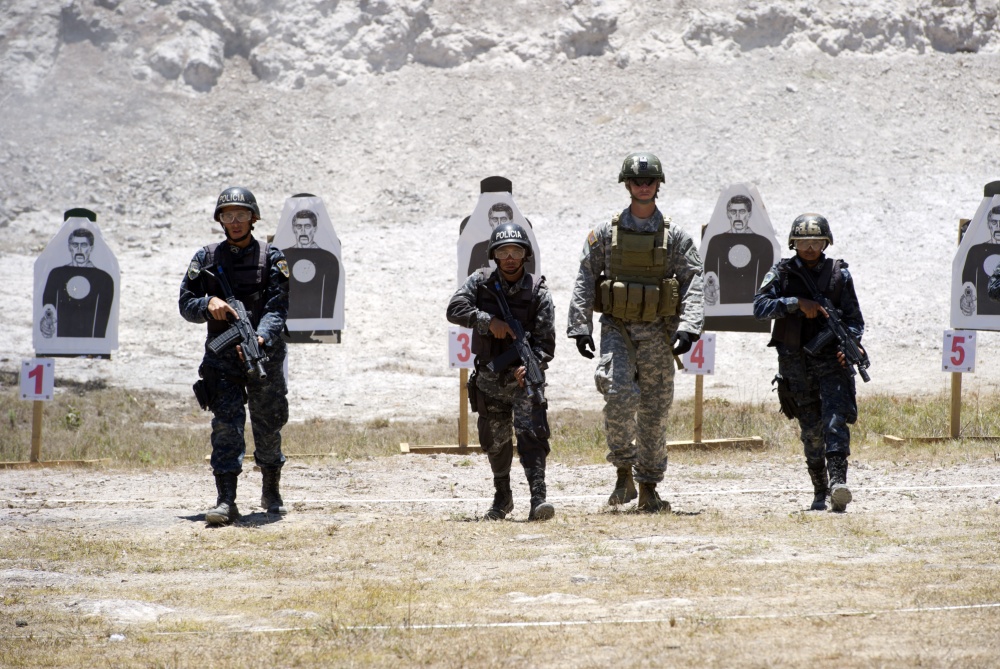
[471,273,541,365]
[769,257,845,351]
[593,213,680,322]
[201,240,271,334]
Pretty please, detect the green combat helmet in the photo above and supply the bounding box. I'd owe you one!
[618,152,665,183]
[788,213,833,250]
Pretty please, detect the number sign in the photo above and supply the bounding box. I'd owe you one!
[20,358,55,401]
[942,330,976,373]
[449,327,475,369]
[681,333,716,375]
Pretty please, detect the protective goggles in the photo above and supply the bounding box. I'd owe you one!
[494,246,527,260]
[794,239,827,252]
[219,210,252,224]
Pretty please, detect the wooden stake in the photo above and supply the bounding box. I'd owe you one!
[950,371,962,439]
[459,368,469,448]
[693,374,704,444]
[30,400,43,463]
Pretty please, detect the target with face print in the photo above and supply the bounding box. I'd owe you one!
[33,208,120,357]
[456,176,539,286]
[701,184,781,332]
[952,193,1000,329]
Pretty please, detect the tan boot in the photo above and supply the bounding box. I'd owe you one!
[636,482,670,513]
[608,467,638,505]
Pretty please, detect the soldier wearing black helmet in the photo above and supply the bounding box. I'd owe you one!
[567,152,704,513]
[754,213,865,513]
[447,223,557,521]
[179,187,292,525]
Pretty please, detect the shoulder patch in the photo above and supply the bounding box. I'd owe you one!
[760,269,777,289]
[276,259,290,278]
[187,260,201,281]
[587,229,598,247]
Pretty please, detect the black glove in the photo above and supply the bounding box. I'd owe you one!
[671,331,698,356]
[573,334,595,359]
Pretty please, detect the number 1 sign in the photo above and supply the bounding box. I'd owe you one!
[942,330,976,373]
[681,333,716,375]
[20,358,55,401]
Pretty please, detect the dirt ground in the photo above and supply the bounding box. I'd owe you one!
[3,451,1000,667]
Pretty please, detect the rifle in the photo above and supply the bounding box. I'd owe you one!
[484,278,546,405]
[203,266,269,379]
[797,263,870,383]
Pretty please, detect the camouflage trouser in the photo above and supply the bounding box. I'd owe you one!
[475,369,550,478]
[778,351,857,463]
[200,339,289,475]
[595,323,675,484]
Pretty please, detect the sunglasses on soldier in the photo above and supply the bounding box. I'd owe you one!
[630,178,657,187]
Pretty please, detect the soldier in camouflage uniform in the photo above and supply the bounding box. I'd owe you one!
[754,214,865,513]
[447,223,557,521]
[567,152,704,513]
[179,187,291,525]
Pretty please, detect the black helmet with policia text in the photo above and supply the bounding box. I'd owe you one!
[488,222,534,260]
[788,213,833,250]
[214,186,260,222]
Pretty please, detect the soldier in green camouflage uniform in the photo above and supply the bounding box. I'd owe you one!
[567,152,704,512]
[448,223,557,521]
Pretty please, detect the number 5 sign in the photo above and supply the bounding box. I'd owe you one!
[448,327,475,369]
[20,358,55,401]
[942,330,976,373]
[681,333,716,375]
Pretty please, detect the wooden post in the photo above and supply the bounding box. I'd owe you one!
[950,371,962,439]
[693,374,704,444]
[459,368,469,448]
[30,400,43,463]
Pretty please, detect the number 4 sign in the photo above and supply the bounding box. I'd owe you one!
[942,330,976,373]
[448,327,475,369]
[20,358,55,401]
[681,333,716,375]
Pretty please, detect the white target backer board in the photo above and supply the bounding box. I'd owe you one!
[951,194,1000,330]
[701,183,781,319]
[456,178,541,286]
[33,212,120,357]
[273,194,345,333]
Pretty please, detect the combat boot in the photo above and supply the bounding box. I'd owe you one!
[827,455,852,513]
[636,482,670,513]
[608,467,638,506]
[807,463,829,511]
[482,476,514,521]
[260,467,287,515]
[205,472,240,525]
[527,469,555,521]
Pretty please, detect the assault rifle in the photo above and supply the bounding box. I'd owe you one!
[485,279,546,405]
[798,264,870,383]
[203,266,269,379]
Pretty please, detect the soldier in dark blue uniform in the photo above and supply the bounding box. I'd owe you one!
[447,223,557,521]
[179,187,291,525]
[754,214,865,512]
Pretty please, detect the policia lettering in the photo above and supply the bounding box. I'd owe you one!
[593,213,680,321]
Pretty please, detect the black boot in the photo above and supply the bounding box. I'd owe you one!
[608,467,638,506]
[827,455,852,512]
[636,482,670,513]
[205,472,240,525]
[808,463,829,511]
[527,469,554,521]
[482,476,514,521]
[260,467,287,515]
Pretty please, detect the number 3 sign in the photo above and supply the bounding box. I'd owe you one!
[681,333,716,375]
[942,330,976,373]
[448,327,475,369]
[20,358,55,401]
